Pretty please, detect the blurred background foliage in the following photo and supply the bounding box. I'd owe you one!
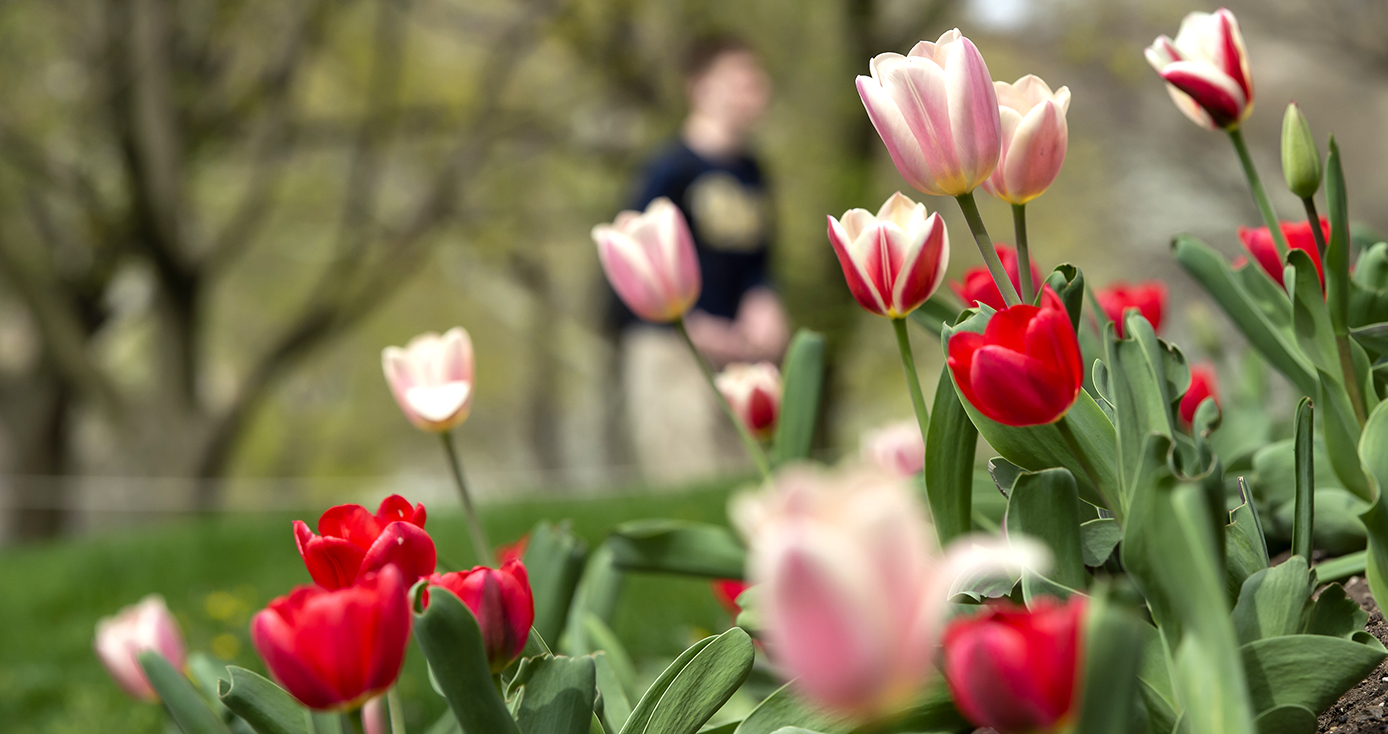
[0,0,1387,545]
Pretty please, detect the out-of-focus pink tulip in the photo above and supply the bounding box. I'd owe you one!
[716,362,783,440]
[828,192,950,319]
[1145,8,1254,130]
[362,696,387,734]
[382,328,475,432]
[1180,364,1221,428]
[982,76,1070,205]
[251,567,411,711]
[1096,281,1168,338]
[731,466,1047,720]
[427,560,535,674]
[943,597,1086,734]
[860,420,925,477]
[592,197,702,323]
[856,30,1002,197]
[294,495,436,590]
[951,244,1043,311]
[94,595,187,701]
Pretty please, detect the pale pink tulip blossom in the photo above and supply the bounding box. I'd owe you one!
[860,420,925,477]
[716,362,783,441]
[731,466,1047,720]
[856,30,1002,197]
[1145,8,1254,131]
[828,192,950,319]
[592,197,702,323]
[93,595,187,701]
[382,328,475,432]
[362,696,388,734]
[982,76,1070,205]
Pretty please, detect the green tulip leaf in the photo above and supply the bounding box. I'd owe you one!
[1359,402,1388,607]
[1325,137,1352,333]
[1348,243,1388,330]
[522,520,590,646]
[1080,518,1121,567]
[1044,263,1086,331]
[593,651,634,734]
[1242,635,1386,716]
[138,651,233,734]
[733,683,845,734]
[623,627,754,734]
[772,329,825,466]
[216,666,309,734]
[1303,583,1368,639]
[309,713,342,734]
[412,587,521,734]
[1004,467,1087,596]
[562,542,625,657]
[925,369,975,544]
[509,654,597,734]
[1231,556,1315,645]
[1226,483,1271,599]
[620,635,717,734]
[1252,705,1318,734]
[608,520,745,579]
[1075,594,1147,734]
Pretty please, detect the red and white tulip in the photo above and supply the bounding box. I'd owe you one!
[1145,8,1254,131]
[828,192,949,319]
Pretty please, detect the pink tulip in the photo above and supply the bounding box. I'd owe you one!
[1145,8,1254,131]
[94,594,187,701]
[382,328,475,432]
[856,30,1002,197]
[731,466,1048,720]
[592,197,702,323]
[860,420,925,477]
[828,192,950,319]
[982,76,1070,205]
[716,362,783,440]
[362,696,388,734]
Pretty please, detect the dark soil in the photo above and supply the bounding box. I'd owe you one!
[1319,576,1388,733]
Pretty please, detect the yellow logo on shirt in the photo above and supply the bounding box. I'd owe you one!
[686,172,767,253]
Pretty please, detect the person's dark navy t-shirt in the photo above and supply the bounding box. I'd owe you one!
[610,142,773,329]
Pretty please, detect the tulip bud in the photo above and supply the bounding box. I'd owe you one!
[715,362,783,440]
[943,597,1086,734]
[382,328,475,432]
[1145,9,1254,131]
[294,495,436,590]
[860,420,925,477]
[1179,363,1221,428]
[1095,281,1168,338]
[951,244,1042,312]
[828,192,950,319]
[1281,103,1321,199]
[592,198,702,323]
[982,76,1071,205]
[947,303,1084,427]
[251,567,412,710]
[427,560,534,674]
[94,595,187,701]
[1237,217,1328,289]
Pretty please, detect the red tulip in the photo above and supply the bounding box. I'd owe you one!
[951,244,1042,311]
[1237,217,1328,288]
[1180,364,1221,428]
[1095,281,1167,338]
[294,495,436,590]
[943,597,1086,734]
[711,579,750,617]
[251,567,411,711]
[427,560,534,673]
[496,535,529,565]
[947,303,1083,427]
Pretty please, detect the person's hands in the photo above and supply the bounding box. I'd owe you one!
[683,311,746,367]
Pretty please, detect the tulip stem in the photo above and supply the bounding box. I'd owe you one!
[343,712,366,734]
[1302,196,1328,261]
[440,431,493,563]
[956,191,1021,306]
[674,318,773,480]
[1229,128,1290,258]
[386,687,406,734]
[891,318,932,440]
[1011,203,1035,303]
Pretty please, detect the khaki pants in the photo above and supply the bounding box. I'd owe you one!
[620,326,743,486]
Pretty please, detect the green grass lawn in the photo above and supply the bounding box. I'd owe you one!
[0,480,745,734]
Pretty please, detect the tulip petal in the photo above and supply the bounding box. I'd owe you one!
[1159,62,1245,128]
[251,603,347,709]
[945,37,1001,193]
[891,213,949,314]
[968,346,1068,426]
[318,505,383,549]
[880,58,962,195]
[296,523,367,591]
[361,521,437,583]
[999,99,1066,204]
[404,382,472,425]
[857,75,937,195]
[828,215,889,316]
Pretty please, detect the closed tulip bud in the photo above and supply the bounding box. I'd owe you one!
[382,328,475,432]
[860,420,925,477]
[1237,217,1328,289]
[1145,8,1253,131]
[731,466,1048,720]
[942,597,1086,734]
[1281,103,1321,199]
[947,302,1083,427]
[828,192,950,319]
[427,560,534,674]
[1095,281,1168,338]
[951,244,1043,311]
[982,76,1070,205]
[856,30,1002,197]
[294,495,436,590]
[93,595,187,702]
[592,197,701,323]
[716,362,783,440]
[1179,364,1221,428]
[251,567,411,711]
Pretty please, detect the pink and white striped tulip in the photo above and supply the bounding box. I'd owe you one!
[382,328,475,432]
[94,594,187,701]
[860,420,925,477]
[1145,8,1254,131]
[856,30,1002,197]
[731,466,1047,720]
[716,362,783,441]
[982,76,1070,205]
[828,192,949,319]
[592,197,701,323]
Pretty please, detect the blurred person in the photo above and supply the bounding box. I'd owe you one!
[611,35,790,484]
